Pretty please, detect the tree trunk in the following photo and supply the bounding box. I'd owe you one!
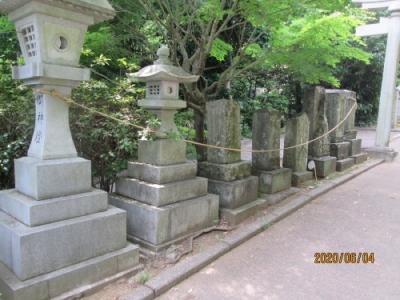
[294,81,303,114]
[194,109,207,161]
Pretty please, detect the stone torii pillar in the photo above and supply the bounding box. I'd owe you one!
[354,0,400,160]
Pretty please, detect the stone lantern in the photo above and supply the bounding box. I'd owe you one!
[2,0,116,160]
[0,1,140,299]
[110,46,219,252]
[130,45,198,137]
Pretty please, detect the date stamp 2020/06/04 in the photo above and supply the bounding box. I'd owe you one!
[314,252,375,264]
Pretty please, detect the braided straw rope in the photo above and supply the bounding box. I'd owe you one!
[36,89,357,154]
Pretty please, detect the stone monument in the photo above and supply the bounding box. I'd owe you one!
[109,46,219,253]
[198,99,261,225]
[283,113,313,186]
[303,86,336,178]
[0,1,140,299]
[343,91,369,165]
[252,109,298,204]
[325,89,355,171]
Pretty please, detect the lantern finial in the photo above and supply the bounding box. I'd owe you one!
[155,45,172,65]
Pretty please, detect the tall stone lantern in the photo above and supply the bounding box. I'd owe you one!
[0,1,140,299]
[110,46,219,252]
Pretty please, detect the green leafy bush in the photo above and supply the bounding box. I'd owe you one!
[70,79,146,192]
[0,58,34,189]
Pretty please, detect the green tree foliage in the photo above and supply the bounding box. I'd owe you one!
[71,79,146,191]
[0,16,34,188]
[266,13,370,86]
[337,37,386,126]
[136,0,370,159]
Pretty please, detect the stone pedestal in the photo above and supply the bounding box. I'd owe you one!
[198,99,262,225]
[0,160,140,300]
[330,142,351,160]
[336,158,355,172]
[252,109,292,196]
[254,168,292,194]
[314,156,337,178]
[110,141,219,252]
[330,142,356,172]
[346,138,368,165]
[283,113,313,186]
[364,147,397,162]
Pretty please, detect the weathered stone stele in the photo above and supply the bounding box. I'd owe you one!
[252,108,281,171]
[283,113,313,186]
[303,86,336,178]
[283,113,310,172]
[207,99,241,164]
[325,89,348,143]
[325,89,368,171]
[303,86,326,143]
[0,1,141,300]
[303,86,330,157]
[110,46,219,252]
[252,109,292,195]
[198,99,262,225]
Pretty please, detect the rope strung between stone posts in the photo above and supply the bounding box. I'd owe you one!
[36,88,357,154]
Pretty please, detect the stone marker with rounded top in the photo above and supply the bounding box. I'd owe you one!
[0,1,141,299]
[109,46,219,252]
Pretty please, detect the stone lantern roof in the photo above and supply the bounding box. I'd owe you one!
[0,0,115,22]
[130,45,199,83]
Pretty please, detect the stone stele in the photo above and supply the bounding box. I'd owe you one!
[206,99,242,164]
[199,99,262,225]
[283,113,313,186]
[252,108,292,194]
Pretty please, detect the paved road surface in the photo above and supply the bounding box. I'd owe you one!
[160,137,400,300]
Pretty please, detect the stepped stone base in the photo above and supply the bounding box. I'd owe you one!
[109,194,219,250]
[313,156,337,178]
[115,177,208,207]
[221,187,301,225]
[254,168,292,194]
[128,161,197,184]
[0,207,127,281]
[336,158,355,172]
[0,189,107,227]
[292,171,313,187]
[207,176,259,209]
[330,142,350,160]
[14,157,91,201]
[220,198,268,225]
[198,161,251,181]
[0,243,140,300]
[347,139,362,156]
[260,187,300,206]
[352,152,368,164]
